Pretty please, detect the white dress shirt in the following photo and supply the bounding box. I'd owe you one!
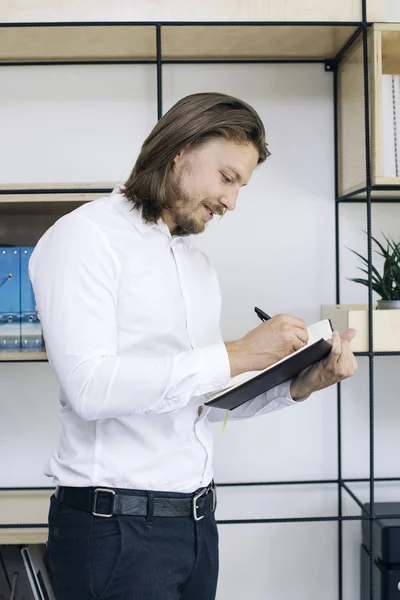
[29,186,297,493]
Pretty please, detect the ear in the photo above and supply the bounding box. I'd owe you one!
[172,151,181,167]
[172,147,189,166]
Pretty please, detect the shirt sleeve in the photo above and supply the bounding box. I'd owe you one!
[206,379,303,422]
[29,213,231,422]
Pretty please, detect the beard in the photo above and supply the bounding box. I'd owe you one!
[167,164,224,236]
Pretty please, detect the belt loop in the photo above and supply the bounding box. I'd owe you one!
[146,491,154,525]
[56,486,64,502]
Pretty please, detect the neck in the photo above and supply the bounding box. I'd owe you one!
[162,210,176,235]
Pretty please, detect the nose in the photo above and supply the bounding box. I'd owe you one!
[220,188,239,212]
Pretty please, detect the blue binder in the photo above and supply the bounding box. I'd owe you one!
[0,247,20,312]
[0,247,21,350]
[20,246,43,350]
[21,313,43,350]
[20,247,35,313]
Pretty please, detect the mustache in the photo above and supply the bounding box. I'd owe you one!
[204,202,226,217]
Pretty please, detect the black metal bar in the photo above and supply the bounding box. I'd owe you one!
[333,59,344,600]
[156,24,162,120]
[338,186,368,200]
[0,59,330,68]
[333,25,363,65]
[333,68,341,307]
[338,198,400,203]
[344,476,400,483]
[373,185,400,190]
[0,487,55,491]
[0,188,113,195]
[338,184,400,201]
[341,482,369,511]
[217,479,338,487]
[163,59,326,64]
[0,21,364,28]
[0,60,157,67]
[354,351,400,356]
[361,2,375,596]
[0,358,48,363]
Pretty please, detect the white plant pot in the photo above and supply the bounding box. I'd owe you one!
[376,300,400,310]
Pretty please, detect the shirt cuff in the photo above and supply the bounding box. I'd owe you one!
[287,378,310,403]
[193,343,231,393]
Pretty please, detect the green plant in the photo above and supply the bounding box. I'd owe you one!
[347,232,400,301]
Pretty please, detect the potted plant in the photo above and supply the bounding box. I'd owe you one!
[348,232,400,310]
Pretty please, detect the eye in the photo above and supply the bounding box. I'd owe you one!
[221,173,232,184]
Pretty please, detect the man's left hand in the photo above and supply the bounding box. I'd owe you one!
[290,329,358,401]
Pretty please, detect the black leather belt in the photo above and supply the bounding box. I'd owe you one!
[55,483,216,521]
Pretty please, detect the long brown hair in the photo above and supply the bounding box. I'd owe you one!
[121,92,269,223]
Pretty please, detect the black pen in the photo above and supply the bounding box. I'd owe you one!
[254,306,271,322]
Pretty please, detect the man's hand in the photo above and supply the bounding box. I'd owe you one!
[290,329,358,401]
[225,314,309,377]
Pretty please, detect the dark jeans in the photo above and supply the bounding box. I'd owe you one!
[47,488,219,600]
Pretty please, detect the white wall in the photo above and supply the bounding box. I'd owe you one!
[386,0,400,21]
[0,5,399,599]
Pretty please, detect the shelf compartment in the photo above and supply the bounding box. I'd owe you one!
[339,24,400,198]
[0,490,53,544]
[0,183,115,216]
[0,23,361,63]
[1,0,383,26]
[0,25,156,63]
[161,25,359,61]
[321,304,400,352]
[0,351,47,362]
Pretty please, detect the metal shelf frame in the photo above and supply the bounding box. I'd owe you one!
[1,3,400,598]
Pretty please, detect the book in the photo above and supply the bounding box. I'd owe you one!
[382,74,400,178]
[20,545,56,600]
[204,319,333,410]
[0,545,36,599]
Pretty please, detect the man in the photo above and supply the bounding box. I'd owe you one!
[29,92,357,600]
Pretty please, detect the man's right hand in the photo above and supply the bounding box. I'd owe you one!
[225,314,309,378]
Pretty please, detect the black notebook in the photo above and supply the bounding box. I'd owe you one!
[205,319,333,411]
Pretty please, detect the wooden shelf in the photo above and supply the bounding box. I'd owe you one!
[160,25,359,60]
[339,23,400,197]
[0,182,115,191]
[0,23,361,63]
[0,351,47,362]
[0,183,115,215]
[321,305,400,352]
[1,0,383,26]
[0,490,53,544]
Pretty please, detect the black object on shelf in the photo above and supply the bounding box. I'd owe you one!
[361,502,400,600]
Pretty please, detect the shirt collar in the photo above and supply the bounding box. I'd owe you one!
[111,185,191,248]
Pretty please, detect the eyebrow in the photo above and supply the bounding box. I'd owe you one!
[225,167,247,186]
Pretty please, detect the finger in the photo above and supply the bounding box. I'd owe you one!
[341,328,357,343]
[333,340,357,378]
[328,331,341,363]
[292,325,309,346]
[273,314,308,333]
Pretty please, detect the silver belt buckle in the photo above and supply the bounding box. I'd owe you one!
[92,488,116,518]
[192,485,216,521]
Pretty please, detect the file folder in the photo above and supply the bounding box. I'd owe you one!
[21,313,44,351]
[0,313,20,350]
[20,247,35,313]
[0,247,20,313]
[20,246,44,350]
[0,248,21,350]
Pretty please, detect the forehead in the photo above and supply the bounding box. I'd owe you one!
[192,138,259,175]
